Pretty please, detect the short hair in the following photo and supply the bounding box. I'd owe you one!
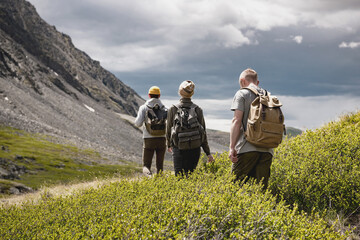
[149,94,160,99]
[239,68,258,83]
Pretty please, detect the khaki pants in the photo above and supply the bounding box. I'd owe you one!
[232,151,273,189]
[143,137,166,173]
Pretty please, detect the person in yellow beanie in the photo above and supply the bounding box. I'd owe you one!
[135,86,167,177]
[166,80,214,176]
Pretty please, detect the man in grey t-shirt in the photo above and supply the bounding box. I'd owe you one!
[229,68,273,189]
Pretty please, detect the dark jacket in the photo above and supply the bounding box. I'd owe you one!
[166,98,211,156]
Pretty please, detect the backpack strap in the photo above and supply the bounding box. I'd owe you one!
[175,103,197,109]
[146,108,157,120]
[242,86,262,96]
[242,86,270,96]
[190,103,197,109]
[147,103,162,109]
[173,103,199,128]
[241,87,261,131]
[242,86,259,95]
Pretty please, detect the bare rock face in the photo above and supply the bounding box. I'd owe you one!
[0,157,28,180]
[0,0,146,164]
[0,0,143,115]
[0,181,34,195]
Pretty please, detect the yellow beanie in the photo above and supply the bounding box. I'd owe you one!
[148,86,160,95]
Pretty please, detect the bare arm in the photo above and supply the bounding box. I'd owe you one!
[229,110,243,163]
[166,106,175,152]
[197,107,211,156]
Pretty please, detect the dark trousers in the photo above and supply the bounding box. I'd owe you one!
[172,147,201,176]
[232,151,273,189]
[143,138,166,173]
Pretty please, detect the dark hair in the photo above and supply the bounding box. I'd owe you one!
[149,94,160,99]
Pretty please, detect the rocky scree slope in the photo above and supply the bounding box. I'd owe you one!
[0,0,145,163]
[0,0,230,174]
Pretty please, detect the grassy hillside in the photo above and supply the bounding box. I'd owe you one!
[270,112,360,216]
[0,126,139,193]
[0,153,348,239]
[0,112,359,238]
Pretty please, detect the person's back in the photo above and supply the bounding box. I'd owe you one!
[166,80,214,176]
[135,86,167,176]
[231,83,275,155]
[229,68,274,189]
[168,98,205,151]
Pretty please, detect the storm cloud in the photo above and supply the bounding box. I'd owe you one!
[27,0,360,130]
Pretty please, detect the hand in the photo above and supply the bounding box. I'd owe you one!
[207,154,214,163]
[229,148,238,163]
[167,147,173,153]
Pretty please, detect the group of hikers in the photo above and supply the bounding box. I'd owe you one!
[135,68,285,190]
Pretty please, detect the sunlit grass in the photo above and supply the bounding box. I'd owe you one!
[0,126,140,192]
[0,111,359,238]
[0,153,349,239]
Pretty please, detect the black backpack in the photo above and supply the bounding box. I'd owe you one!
[170,103,204,150]
[144,104,167,136]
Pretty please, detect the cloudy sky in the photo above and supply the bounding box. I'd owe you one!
[28,0,360,132]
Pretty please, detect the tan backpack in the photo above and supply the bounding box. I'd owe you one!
[243,87,285,148]
[144,104,167,136]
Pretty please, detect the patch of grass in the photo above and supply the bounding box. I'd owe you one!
[0,126,140,191]
[0,179,16,191]
[0,153,349,239]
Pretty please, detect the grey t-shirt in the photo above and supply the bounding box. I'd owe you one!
[230,83,274,155]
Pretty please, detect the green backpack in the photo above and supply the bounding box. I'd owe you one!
[243,87,285,148]
[170,104,205,150]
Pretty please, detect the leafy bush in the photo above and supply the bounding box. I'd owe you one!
[0,153,347,239]
[270,112,360,215]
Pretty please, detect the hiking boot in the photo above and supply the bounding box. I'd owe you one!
[142,166,152,177]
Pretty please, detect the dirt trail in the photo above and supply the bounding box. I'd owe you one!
[0,175,143,207]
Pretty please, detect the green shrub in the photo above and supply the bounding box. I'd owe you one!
[0,153,348,239]
[270,112,360,215]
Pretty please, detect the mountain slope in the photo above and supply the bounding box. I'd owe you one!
[0,0,147,163]
[0,0,247,171]
[0,0,143,115]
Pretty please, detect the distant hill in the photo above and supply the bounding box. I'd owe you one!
[206,129,230,153]
[286,127,302,138]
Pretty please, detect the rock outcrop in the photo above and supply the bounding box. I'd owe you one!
[0,0,143,115]
[0,0,146,165]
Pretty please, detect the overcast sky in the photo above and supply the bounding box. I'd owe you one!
[28,0,360,131]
